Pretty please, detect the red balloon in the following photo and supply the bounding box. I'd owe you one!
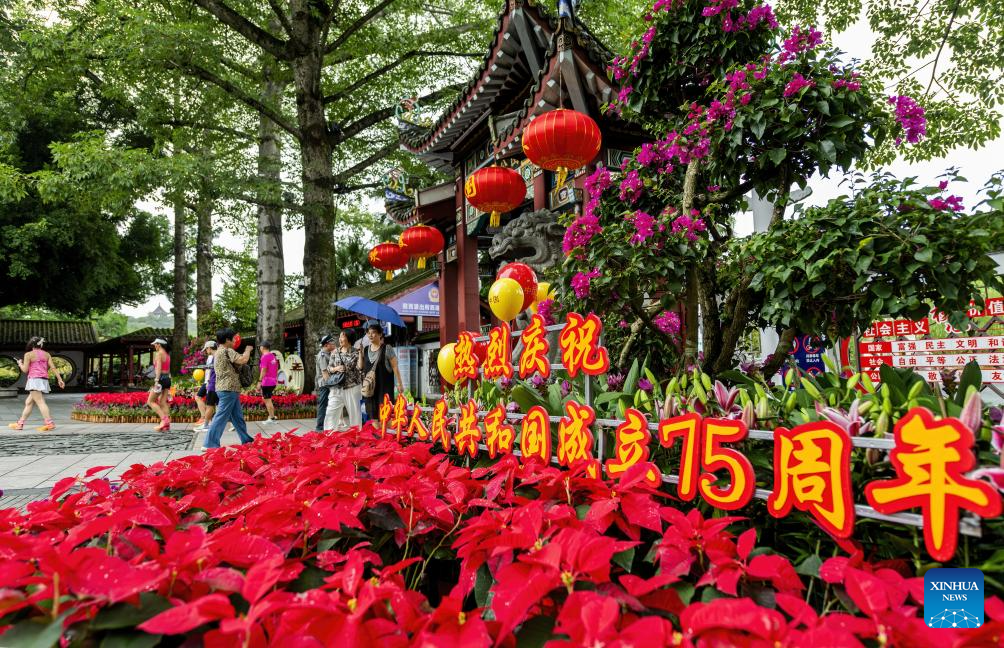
[464,330,488,365]
[496,263,538,312]
[233,333,242,349]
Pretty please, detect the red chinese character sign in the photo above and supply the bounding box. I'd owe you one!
[865,408,1001,561]
[658,414,754,510]
[768,421,854,538]
[484,323,514,380]
[367,310,1003,563]
[454,331,480,383]
[519,314,551,380]
[559,312,609,378]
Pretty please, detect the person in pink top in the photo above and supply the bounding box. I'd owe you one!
[257,341,279,423]
[146,338,172,432]
[8,336,65,431]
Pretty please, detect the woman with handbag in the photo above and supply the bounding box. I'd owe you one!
[358,323,404,421]
[323,330,362,431]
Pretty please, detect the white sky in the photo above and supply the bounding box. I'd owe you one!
[123,18,1001,316]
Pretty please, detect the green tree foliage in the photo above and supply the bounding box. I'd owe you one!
[0,113,170,315]
[775,0,1004,159]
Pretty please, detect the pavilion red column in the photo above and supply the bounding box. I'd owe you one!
[533,170,547,211]
[455,178,481,335]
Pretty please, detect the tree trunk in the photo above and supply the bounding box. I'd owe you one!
[195,187,214,333]
[681,160,700,364]
[762,327,797,378]
[290,3,335,393]
[256,62,285,351]
[171,197,188,374]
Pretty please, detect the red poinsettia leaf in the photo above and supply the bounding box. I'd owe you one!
[844,569,889,616]
[138,594,236,634]
[737,528,757,561]
[211,532,283,568]
[682,597,786,639]
[715,565,742,596]
[620,492,663,533]
[774,592,817,626]
[985,596,1004,621]
[84,465,115,478]
[241,556,286,605]
[620,571,681,597]
[49,477,78,500]
[819,557,851,585]
[748,554,804,593]
[67,550,167,603]
[196,567,245,593]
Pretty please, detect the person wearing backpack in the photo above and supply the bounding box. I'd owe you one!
[203,328,255,450]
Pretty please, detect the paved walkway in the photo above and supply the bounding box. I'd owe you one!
[0,393,317,506]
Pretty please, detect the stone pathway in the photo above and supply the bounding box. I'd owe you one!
[0,393,317,506]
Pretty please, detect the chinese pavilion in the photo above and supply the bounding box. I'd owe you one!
[400,0,640,345]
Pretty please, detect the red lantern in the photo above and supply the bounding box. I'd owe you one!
[464,166,525,228]
[497,262,538,311]
[368,242,408,280]
[399,225,444,269]
[521,108,602,185]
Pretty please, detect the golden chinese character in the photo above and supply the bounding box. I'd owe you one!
[455,400,482,458]
[484,404,515,459]
[378,393,393,437]
[556,401,596,469]
[406,402,429,440]
[429,399,451,452]
[768,422,854,538]
[392,394,408,440]
[455,331,480,383]
[484,323,514,380]
[865,408,1002,561]
[519,314,551,380]
[606,407,660,486]
[558,312,610,378]
[520,405,551,465]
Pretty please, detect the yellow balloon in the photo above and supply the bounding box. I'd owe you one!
[192,369,205,382]
[489,278,525,321]
[437,342,457,385]
[529,281,554,314]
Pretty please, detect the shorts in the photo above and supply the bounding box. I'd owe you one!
[158,375,172,390]
[261,385,275,399]
[205,391,219,407]
[25,378,50,393]
[197,385,208,398]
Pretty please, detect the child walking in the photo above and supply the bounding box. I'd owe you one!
[147,338,172,432]
[8,337,65,431]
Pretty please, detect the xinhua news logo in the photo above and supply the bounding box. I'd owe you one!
[924,567,984,629]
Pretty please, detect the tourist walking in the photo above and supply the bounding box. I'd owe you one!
[204,328,255,450]
[7,336,65,431]
[194,340,217,433]
[314,335,336,432]
[324,330,362,431]
[147,338,172,432]
[258,341,279,423]
[359,323,404,422]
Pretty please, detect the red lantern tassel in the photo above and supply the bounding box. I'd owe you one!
[418,257,427,269]
[556,166,569,187]
[386,271,393,281]
[490,211,500,228]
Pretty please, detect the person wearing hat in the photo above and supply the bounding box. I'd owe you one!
[146,338,172,432]
[7,336,65,431]
[314,334,337,432]
[193,340,217,432]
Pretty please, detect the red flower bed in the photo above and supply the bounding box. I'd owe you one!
[71,392,317,422]
[0,426,999,646]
